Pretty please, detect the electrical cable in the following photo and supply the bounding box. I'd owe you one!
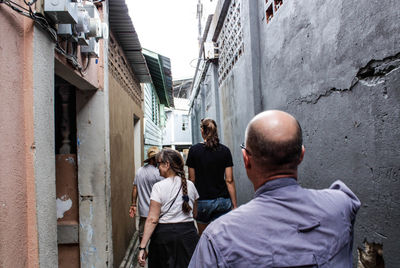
[2,0,30,16]
[24,0,37,6]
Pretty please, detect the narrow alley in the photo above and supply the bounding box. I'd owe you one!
[0,0,399,267]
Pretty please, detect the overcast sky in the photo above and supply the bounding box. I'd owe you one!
[127,0,217,80]
[127,0,200,80]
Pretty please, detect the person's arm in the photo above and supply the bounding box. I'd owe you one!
[137,200,161,266]
[129,185,138,218]
[225,167,237,209]
[189,167,196,183]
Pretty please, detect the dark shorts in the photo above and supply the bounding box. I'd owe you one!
[196,197,232,224]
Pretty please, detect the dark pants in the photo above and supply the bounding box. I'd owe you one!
[148,222,199,268]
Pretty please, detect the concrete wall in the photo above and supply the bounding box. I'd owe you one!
[191,0,400,265]
[257,0,400,265]
[0,6,39,267]
[76,89,112,267]
[33,24,57,268]
[1,2,112,267]
[109,73,143,267]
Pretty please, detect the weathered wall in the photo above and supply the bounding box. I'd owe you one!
[109,73,143,267]
[108,30,144,267]
[191,0,400,265]
[33,23,57,267]
[76,89,111,267]
[0,5,39,267]
[256,0,400,265]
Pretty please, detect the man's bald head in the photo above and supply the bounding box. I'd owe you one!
[245,110,303,170]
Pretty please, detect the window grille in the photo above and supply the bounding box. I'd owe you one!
[217,0,244,84]
[265,0,284,24]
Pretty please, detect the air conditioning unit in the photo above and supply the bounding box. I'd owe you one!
[81,37,99,58]
[204,42,218,60]
[57,23,72,37]
[83,2,102,39]
[44,0,78,24]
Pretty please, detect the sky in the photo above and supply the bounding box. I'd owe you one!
[127,0,216,80]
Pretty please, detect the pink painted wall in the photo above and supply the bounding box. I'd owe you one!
[0,3,39,268]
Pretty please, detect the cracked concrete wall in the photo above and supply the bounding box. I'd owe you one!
[256,0,399,265]
[192,0,400,265]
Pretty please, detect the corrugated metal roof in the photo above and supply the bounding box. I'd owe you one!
[109,0,152,83]
[159,55,174,107]
[143,49,174,107]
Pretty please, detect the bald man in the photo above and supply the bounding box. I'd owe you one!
[189,110,360,267]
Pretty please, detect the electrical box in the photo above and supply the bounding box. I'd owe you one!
[77,32,89,46]
[44,0,78,24]
[57,24,72,37]
[84,2,102,39]
[76,4,90,33]
[204,42,219,60]
[81,37,99,57]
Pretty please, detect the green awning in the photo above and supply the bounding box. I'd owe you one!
[142,49,174,107]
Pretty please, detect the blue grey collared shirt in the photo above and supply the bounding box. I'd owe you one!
[189,178,361,267]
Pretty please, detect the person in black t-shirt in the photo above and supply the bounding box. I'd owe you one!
[186,118,238,235]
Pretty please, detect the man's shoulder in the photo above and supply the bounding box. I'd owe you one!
[142,164,160,174]
[205,200,259,236]
[201,200,274,265]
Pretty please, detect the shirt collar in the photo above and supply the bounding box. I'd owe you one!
[254,177,298,198]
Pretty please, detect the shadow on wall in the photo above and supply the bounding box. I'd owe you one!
[358,240,384,268]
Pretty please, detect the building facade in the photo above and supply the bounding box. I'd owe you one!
[0,0,150,267]
[142,49,174,152]
[163,97,192,152]
[190,0,400,266]
[108,1,152,266]
[163,78,193,153]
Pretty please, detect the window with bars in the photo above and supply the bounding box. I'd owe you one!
[217,0,244,84]
[151,90,160,125]
[265,0,284,24]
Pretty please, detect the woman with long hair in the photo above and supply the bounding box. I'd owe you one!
[186,118,238,235]
[137,148,199,268]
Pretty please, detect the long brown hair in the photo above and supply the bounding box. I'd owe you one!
[201,118,219,149]
[157,148,192,214]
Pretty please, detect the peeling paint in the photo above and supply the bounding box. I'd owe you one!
[290,52,400,105]
[357,52,400,79]
[65,156,75,164]
[80,200,98,266]
[56,195,72,219]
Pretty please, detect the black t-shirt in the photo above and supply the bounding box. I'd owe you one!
[186,143,233,200]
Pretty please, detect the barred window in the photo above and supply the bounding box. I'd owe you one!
[217,0,244,84]
[265,0,284,24]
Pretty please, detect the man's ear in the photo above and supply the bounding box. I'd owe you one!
[298,145,305,164]
[242,149,251,169]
